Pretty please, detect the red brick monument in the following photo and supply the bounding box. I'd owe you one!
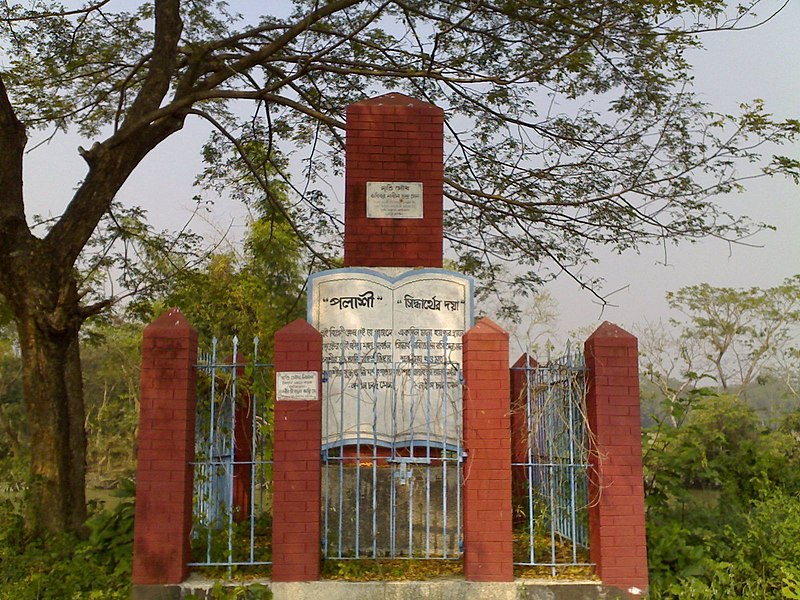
[132,92,648,598]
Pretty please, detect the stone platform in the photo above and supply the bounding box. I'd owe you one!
[135,576,633,600]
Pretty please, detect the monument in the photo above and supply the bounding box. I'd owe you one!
[307,93,473,558]
[309,268,472,449]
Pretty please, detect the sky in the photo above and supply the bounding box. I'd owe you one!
[18,0,800,346]
[540,0,800,342]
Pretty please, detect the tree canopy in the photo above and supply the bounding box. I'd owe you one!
[667,275,800,392]
[0,0,798,533]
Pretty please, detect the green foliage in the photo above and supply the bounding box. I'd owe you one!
[0,481,134,599]
[644,391,800,598]
[131,136,307,353]
[666,275,800,393]
[191,512,273,567]
[2,0,798,536]
[185,581,272,600]
[81,320,142,486]
[0,303,25,501]
[83,479,136,578]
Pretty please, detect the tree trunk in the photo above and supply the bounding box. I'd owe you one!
[16,306,87,535]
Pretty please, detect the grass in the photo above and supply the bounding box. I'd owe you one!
[512,528,597,581]
[321,558,463,581]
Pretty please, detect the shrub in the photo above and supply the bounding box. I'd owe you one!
[0,481,134,599]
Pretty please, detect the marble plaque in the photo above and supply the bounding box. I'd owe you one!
[366,182,423,219]
[276,371,319,401]
[308,268,473,448]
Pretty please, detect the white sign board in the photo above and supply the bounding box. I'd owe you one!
[366,182,423,219]
[276,371,319,401]
[308,269,473,448]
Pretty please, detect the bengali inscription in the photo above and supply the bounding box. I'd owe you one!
[308,269,473,447]
[324,290,382,310]
[276,371,319,402]
[366,182,423,219]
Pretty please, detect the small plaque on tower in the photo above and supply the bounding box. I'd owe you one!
[366,182,423,219]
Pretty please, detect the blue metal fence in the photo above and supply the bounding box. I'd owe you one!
[322,333,464,560]
[511,348,592,574]
[187,335,590,573]
[190,337,274,569]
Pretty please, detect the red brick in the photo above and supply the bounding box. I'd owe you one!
[344,94,444,268]
[272,319,322,583]
[133,308,197,586]
[584,322,648,593]
[461,318,513,582]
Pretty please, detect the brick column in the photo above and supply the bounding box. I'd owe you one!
[272,319,323,582]
[584,322,648,596]
[344,92,444,268]
[462,318,513,582]
[133,308,198,588]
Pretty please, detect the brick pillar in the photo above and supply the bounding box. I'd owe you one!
[584,322,648,596]
[133,308,197,587]
[510,353,534,520]
[344,92,444,268]
[462,318,513,582]
[233,392,253,522]
[272,319,323,582]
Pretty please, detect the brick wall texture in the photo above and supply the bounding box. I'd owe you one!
[344,93,444,268]
[584,322,649,595]
[132,308,198,585]
[271,319,323,582]
[462,318,513,582]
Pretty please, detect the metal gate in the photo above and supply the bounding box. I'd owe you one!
[511,349,592,574]
[190,337,274,569]
[321,335,464,560]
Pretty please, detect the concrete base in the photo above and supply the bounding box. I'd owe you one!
[155,576,631,600]
[132,584,183,600]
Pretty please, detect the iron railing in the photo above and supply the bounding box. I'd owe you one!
[511,348,593,574]
[322,333,464,560]
[190,337,274,569]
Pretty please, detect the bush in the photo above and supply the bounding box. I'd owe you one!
[645,393,800,598]
[0,481,134,599]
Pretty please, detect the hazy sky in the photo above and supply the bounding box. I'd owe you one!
[19,1,800,345]
[536,0,800,342]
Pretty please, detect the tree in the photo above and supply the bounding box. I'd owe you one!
[666,275,800,393]
[643,392,800,597]
[1,0,798,534]
[138,135,310,348]
[0,298,25,495]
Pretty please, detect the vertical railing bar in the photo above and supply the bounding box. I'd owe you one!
[206,337,218,564]
[408,333,416,558]
[455,340,462,559]
[408,474,416,558]
[441,333,448,559]
[227,335,239,574]
[567,359,579,564]
[527,359,535,565]
[338,343,346,558]
[390,360,398,557]
[549,469,557,573]
[249,337,259,563]
[372,331,379,559]
[322,359,330,558]
[547,363,557,576]
[355,332,362,558]
[425,334,432,559]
